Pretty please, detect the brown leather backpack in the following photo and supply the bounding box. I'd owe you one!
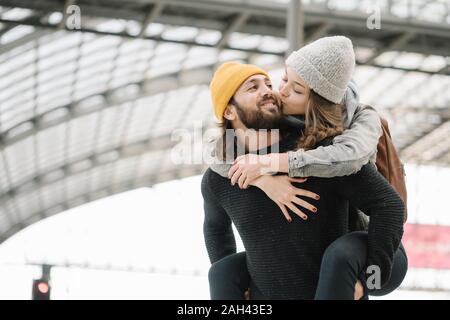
[375,117,408,223]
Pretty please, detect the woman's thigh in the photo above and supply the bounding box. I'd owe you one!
[319,231,408,296]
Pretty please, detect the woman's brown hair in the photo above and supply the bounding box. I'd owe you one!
[297,90,344,150]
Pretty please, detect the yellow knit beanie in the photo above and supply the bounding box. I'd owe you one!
[209,62,269,122]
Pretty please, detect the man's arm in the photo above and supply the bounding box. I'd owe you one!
[201,172,237,264]
[287,105,382,177]
[335,163,404,288]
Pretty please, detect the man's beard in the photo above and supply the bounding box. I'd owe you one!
[233,96,282,130]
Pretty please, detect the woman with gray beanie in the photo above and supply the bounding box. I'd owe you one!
[209,36,408,300]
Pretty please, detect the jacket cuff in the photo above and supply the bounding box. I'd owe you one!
[287,150,306,177]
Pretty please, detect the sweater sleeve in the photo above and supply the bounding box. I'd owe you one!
[210,162,232,178]
[287,105,382,178]
[201,171,237,264]
[334,163,404,287]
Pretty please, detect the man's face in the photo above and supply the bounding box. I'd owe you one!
[228,74,282,130]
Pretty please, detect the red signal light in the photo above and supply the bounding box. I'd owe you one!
[37,282,49,294]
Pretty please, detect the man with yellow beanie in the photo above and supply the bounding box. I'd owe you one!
[209,62,282,131]
[202,61,318,299]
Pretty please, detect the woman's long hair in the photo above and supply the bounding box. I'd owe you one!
[297,90,344,151]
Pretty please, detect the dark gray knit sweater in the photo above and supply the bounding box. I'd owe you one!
[201,132,404,299]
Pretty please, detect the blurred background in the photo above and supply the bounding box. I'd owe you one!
[0,0,449,299]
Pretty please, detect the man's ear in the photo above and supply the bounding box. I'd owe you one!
[223,105,237,121]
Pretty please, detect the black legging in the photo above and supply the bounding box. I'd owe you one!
[208,231,408,300]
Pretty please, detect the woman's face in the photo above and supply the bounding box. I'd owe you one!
[278,66,310,115]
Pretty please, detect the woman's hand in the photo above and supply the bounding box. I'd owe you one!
[228,154,274,189]
[354,280,364,300]
[244,288,250,300]
[251,175,320,222]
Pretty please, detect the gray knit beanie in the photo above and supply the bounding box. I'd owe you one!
[285,36,355,104]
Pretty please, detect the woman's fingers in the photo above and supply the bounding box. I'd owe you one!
[230,168,243,185]
[285,202,308,220]
[295,188,320,200]
[291,196,317,213]
[242,176,251,189]
[289,177,307,183]
[228,164,239,179]
[238,172,247,189]
[277,202,292,222]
